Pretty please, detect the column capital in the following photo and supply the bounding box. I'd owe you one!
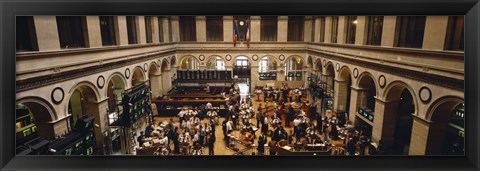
[334,79,347,83]
[223,16,233,20]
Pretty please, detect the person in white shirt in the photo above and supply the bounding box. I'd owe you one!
[178,109,187,127]
[226,121,233,134]
[206,102,213,109]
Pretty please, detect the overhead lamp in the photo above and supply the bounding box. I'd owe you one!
[353,20,358,24]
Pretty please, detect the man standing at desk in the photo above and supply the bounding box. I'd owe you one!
[178,108,187,127]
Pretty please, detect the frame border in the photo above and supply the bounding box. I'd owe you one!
[1,0,479,171]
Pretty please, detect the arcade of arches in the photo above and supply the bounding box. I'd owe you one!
[15,16,464,156]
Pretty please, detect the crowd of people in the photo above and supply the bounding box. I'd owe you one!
[136,83,383,156]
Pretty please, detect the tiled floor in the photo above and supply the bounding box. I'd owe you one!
[152,95,344,155]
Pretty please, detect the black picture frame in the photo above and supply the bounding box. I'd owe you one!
[2,0,479,171]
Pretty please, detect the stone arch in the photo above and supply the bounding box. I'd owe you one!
[68,81,101,101]
[149,61,160,75]
[132,66,147,86]
[307,55,314,67]
[105,72,128,97]
[381,80,419,155]
[356,71,379,95]
[161,58,170,71]
[325,61,335,76]
[337,65,352,82]
[383,80,419,112]
[180,55,199,69]
[314,58,323,73]
[258,55,278,72]
[426,96,464,122]
[206,55,226,70]
[170,56,176,67]
[17,97,58,139]
[423,95,464,155]
[17,96,57,122]
[233,55,251,62]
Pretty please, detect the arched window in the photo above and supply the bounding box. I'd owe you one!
[259,56,277,80]
[206,56,225,70]
[285,56,303,81]
[180,56,199,70]
[259,56,277,73]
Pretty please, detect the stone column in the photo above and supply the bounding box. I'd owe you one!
[355,16,368,45]
[333,79,348,115]
[422,16,449,50]
[33,16,60,51]
[381,16,397,47]
[348,86,364,124]
[152,16,160,43]
[372,98,400,147]
[223,16,233,42]
[162,17,170,43]
[35,116,69,140]
[251,16,261,42]
[149,74,162,99]
[324,17,332,43]
[171,16,180,42]
[408,115,431,155]
[424,120,448,155]
[137,16,146,44]
[337,16,347,44]
[116,16,129,46]
[162,70,172,94]
[313,17,321,42]
[196,16,206,42]
[304,16,313,42]
[277,16,288,42]
[85,16,102,48]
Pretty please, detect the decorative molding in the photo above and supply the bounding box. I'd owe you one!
[143,63,148,72]
[125,68,131,79]
[16,51,175,92]
[51,87,64,104]
[323,59,326,67]
[199,55,205,61]
[378,75,386,88]
[353,68,359,78]
[252,55,259,61]
[279,55,285,61]
[97,75,105,89]
[419,86,432,103]
[308,50,463,91]
[225,55,232,61]
[336,63,340,72]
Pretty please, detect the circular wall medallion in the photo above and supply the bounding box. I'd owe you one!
[51,87,64,104]
[353,68,359,78]
[143,63,148,72]
[225,55,232,61]
[419,86,432,103]
[97,75,105,89]
[199,55,205,61]
[323,59,327,67]
[252,55,259,61]
[125,68,131,79]
[379,75,386,88]
[279,55,285,61]
[336,63,340,72]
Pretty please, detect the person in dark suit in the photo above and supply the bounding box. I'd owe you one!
[257,134,266,155]
[137,131,145,147]
[172,128,179,154]
[269,140,277,155]
[208,135,216,155]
